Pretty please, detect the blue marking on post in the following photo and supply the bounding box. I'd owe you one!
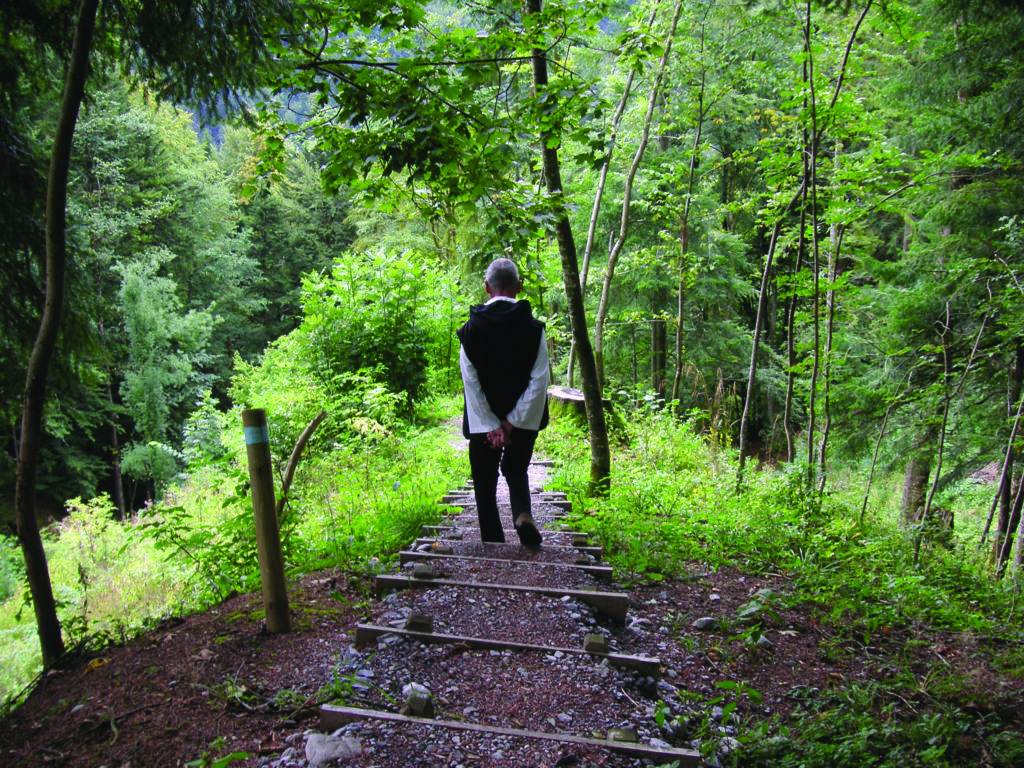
[244,425,270,445]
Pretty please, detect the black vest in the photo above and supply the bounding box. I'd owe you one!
[457,299,549,437]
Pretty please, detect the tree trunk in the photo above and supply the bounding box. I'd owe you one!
[915,305,987,563]
[670,51,706,408]
[816,220,843,493]
[1013,479,1024,574]
[997,478,1023,577]
[109,385,127,520]
[804,0,822,489]
[527,0,610,493]
[901,450,931,526]
[860,403,892,524]
[593,0,683,383]
[15,0,99,668]
[914,303,952,563]
[994,345,1023,569]
[782,231,798,460]
[745,0,872,481]
[651,317,667,397]
[567,3,660,388]
[736,191,802,490]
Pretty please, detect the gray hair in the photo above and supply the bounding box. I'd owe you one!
[484,258,520,292]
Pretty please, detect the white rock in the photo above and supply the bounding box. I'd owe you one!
[305,734,362,766]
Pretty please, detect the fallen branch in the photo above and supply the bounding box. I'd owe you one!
[277,410,327,518]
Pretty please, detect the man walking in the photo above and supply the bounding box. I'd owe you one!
[457,258,549,547]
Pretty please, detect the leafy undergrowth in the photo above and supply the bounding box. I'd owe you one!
[538,408,1024,768]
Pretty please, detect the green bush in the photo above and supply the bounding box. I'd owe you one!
[300,248,451,408]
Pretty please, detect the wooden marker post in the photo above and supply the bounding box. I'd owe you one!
[242,409,290,633]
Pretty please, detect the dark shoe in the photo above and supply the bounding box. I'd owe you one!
[514,517,543,548]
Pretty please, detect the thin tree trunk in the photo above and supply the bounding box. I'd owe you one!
[816,221,844,494]
[15,0,99,668]
[994,463,1016,562]
[993,345,1023,568]
[860,369,911,524]
[670,47,707,407]
[783,203,806,463]
[580,5,659,293]
[902,449,931,526]
[651,317,667,396]
[804,0,822,489]
[735,188,803,489]
[983,389,1024,548]
[749,0,874,474]
[594,0,684,383]
[527,0,610,492]
[1013,480,1024,574]
[108,384,127,519]
[631,323,638,393]
[567,2,661,387]
[998,478,1023,577]
[915,304,988,564]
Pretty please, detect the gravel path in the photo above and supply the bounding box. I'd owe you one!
[277,461,697,768]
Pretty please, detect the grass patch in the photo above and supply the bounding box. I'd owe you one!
[537,405,1024,767]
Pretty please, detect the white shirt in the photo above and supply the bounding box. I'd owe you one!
[460,296,550,434]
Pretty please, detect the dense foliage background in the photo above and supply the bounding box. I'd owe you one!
[1,0,1022,764]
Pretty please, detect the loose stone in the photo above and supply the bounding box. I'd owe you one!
[405,611,433,633]
[692,616,717,630]
[412,563,435,580]
[401,682,434,717]
[304,734,362,766]
[583,633,609,653]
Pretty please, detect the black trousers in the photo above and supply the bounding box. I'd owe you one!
[468,428,538,543]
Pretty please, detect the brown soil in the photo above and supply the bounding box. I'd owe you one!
[0,572,361,767]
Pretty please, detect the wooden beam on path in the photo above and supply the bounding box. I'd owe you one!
[318,705,700,765]
[375,574,629,624]
[441,494,474,505]
[397,551,612,578]
[354,624,660,675]
[413,537,603,558]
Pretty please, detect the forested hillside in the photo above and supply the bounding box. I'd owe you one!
[1,0,1022,766]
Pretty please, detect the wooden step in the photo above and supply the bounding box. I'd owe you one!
[375,575,629,624]
[398,550,612,578]
[354,624,659,675]
[413,537,603,559]
[319,705,699,765]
